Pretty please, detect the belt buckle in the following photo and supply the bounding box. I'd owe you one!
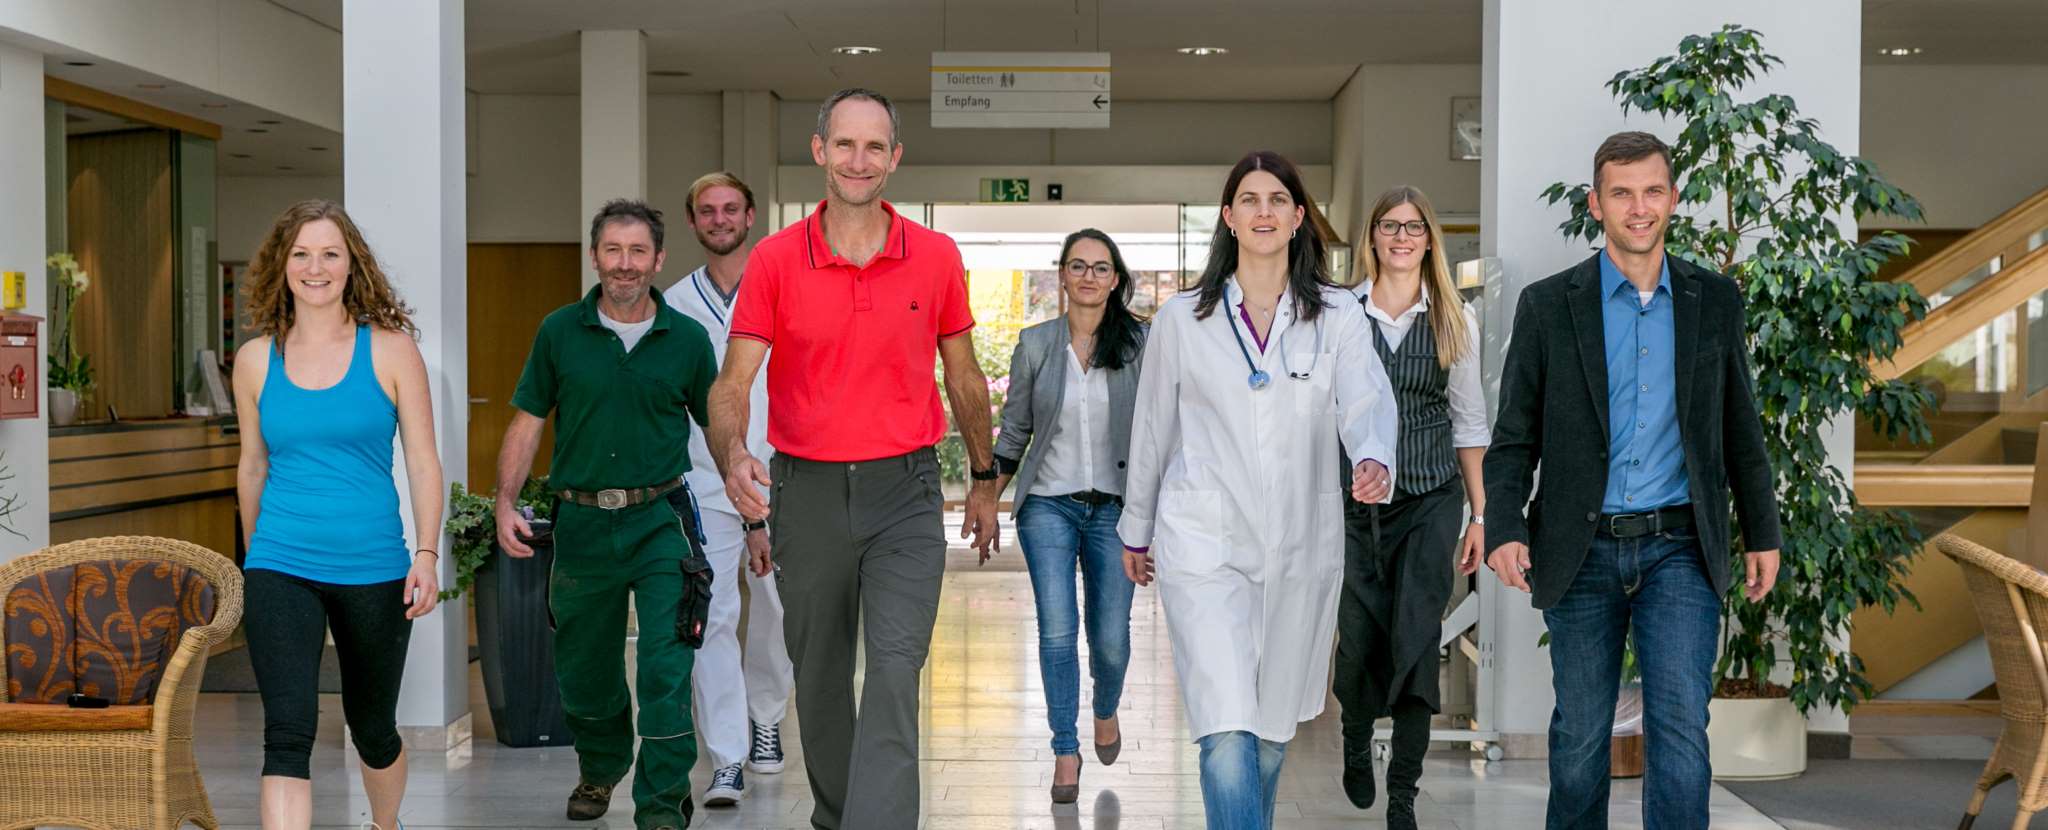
[596,488,629,510]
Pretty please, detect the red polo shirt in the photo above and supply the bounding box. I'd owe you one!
[729,200,975,462]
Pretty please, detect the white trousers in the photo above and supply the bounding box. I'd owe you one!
[691,507,796,768]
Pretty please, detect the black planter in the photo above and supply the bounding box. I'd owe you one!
[473,521,574,748]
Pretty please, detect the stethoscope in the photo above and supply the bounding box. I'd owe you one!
[1224,298,1321,390]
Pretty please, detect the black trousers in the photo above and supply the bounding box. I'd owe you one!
[1334,477,1464,799]
[244,568,413,779]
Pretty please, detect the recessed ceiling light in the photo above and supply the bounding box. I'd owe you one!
[201,102,229,109]
[136,83,167,90]
[63,60,95,67]
[1177,46,1228,57]
[1878,47,1923,57]
[256,119,282,125]
[649,69,692,77]
[832,46,881,56]
[247,128,269,134]
[229,153,252,159]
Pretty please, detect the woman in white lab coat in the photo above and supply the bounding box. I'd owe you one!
[1119,149,1399,829]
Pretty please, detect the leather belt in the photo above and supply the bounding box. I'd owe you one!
[1063,490,1123,507]
[1596,504,1693,538]
[558,478,685,511]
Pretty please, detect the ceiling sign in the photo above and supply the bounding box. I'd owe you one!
[930,52,1110,129]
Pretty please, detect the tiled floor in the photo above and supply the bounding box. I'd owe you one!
[189,515,1785,829]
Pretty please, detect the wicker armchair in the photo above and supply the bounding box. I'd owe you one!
[0,536,244,830]
[1939,533,2048,830]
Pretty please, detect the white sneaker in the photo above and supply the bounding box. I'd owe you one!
[704,762,744,807]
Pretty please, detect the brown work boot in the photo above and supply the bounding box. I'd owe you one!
[565,780,614,820]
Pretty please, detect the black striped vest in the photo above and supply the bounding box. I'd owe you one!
[1369,308,1459,498]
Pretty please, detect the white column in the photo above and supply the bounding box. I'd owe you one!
[1480,0,1861,754]
[721,89,780,220]
[343,0,470,745]
[0,42,48,560]
[581,30,647,288]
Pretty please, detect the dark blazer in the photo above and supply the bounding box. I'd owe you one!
[993,316,1144,516]
[1483,252,1782,610]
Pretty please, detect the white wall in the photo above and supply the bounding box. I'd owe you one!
[1862,65,2048,229]
[0,43,47,559]
[1482,0,1863,746]
[1330,64,1484,244]
[0,0,340,131]
[468,95,579,244]
[778,99,1332,167]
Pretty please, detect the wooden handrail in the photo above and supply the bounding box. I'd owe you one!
[1872,243,2048,381]
[1893,186,2048,299]
[1853,464,2035,507]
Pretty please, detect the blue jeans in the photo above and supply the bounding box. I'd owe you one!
[1543,526,1720,830]
[1197,731,1287,828]
[1015,494,1135,755]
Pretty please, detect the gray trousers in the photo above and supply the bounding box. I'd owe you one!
[770,447,947,830]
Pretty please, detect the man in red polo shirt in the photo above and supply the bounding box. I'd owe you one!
[707,87,999,830]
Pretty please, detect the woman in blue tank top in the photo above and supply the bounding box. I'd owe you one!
[232,199,443,830]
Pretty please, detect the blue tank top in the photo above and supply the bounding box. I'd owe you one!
[244,326,409,584]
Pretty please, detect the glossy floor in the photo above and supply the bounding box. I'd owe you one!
[190,519,1785,829]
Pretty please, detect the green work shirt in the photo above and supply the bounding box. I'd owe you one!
[510,285,716,493]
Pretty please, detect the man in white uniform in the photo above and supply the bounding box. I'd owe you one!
[660,171,795,807]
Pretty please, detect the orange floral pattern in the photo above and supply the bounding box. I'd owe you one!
[4,559,216,704]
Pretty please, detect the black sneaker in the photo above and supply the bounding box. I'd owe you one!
[749,721,785,773]
[1342,744,1376,810]
[1386,795,1418,830]
[565,781,613,820]
[704,762,744,807]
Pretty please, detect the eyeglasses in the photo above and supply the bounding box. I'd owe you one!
[1374,219,1430,238]
[1062,259,1114,279]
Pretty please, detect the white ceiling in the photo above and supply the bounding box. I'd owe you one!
[37,0,2046,178]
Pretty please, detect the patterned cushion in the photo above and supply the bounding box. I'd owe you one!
[4,559,216,704]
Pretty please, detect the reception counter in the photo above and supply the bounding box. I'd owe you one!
[49,417,241,559]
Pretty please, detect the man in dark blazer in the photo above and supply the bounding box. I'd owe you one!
[1483,131,1783,830]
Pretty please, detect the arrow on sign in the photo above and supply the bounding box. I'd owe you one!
[1092,94,1108,109]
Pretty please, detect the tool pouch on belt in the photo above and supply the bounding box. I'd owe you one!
[666,486,715,649]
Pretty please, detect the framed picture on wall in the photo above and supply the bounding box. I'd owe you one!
[1450,96,1482,161]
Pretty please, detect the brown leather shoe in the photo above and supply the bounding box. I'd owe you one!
[565,781,613,820]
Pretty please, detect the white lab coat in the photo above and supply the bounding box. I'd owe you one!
[1118,278,1398,743]
[662,266,771,515]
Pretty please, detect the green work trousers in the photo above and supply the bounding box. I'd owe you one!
[550,498,696,829]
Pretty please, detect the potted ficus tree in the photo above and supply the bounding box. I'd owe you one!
[442,477,568,747]
[1542,25,1932,780]
[45,253,93,426]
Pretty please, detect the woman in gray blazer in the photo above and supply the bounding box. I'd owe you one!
[992,228,1147,804]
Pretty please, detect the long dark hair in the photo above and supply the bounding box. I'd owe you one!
[1059,228,1144,371]
[1191,150,1333,323]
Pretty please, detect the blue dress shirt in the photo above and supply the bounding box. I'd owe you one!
[1600,248,1690,513]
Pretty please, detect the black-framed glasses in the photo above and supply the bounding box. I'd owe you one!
[1062,259,1114,279]
[1374,219,1430,238]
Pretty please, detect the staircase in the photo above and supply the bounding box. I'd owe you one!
[1853,185,2048,698]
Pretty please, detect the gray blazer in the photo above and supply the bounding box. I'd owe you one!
[994,316,1144,515]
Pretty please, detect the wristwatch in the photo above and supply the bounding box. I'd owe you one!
[1470,513,1486,526]
[970,465,998,482]
[742,519,767,532]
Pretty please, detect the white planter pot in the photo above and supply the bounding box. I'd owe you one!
[1708,695,1806,780]
[48,388,78,426]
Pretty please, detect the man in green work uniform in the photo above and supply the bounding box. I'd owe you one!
[494,198,718,830]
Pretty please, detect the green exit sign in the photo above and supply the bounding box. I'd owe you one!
[979,178,1030,203]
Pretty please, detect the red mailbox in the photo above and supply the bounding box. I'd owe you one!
[0,314,41,420]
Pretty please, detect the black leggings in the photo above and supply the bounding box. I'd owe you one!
[243,568,413,779]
